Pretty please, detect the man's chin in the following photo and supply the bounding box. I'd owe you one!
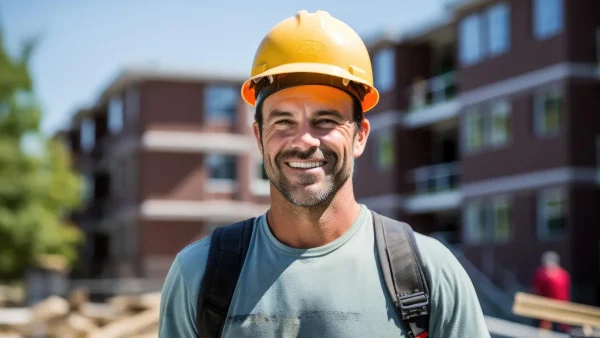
[284,185,334,207]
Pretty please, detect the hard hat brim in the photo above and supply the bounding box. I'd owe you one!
[241,62,379,112]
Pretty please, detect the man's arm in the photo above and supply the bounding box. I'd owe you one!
[419,236,490,338]
[158,256,198,338]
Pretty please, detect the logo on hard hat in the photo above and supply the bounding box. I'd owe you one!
[297,41,327,60]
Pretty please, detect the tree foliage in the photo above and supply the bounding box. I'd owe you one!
[0,27,83,281]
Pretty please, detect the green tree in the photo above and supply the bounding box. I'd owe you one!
[0,28,83,281]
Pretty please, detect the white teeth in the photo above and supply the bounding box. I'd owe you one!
[288,161,325,169]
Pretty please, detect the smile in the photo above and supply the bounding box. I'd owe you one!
[286,161,326,169]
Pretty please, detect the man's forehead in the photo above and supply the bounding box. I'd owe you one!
[262,85,353,114]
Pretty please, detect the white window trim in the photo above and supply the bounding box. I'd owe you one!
[205,178,238,194]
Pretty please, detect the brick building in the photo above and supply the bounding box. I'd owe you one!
[60,68,270,280]
[357,0,600,305]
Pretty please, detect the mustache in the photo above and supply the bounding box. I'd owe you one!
[276,147,337,163]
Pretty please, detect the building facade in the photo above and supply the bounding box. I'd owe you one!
[61,69,270,280]
[357,0,600,305]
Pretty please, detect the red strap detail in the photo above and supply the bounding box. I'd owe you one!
[416,332,428,338]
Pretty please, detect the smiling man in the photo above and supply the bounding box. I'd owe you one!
[158,10,490,338]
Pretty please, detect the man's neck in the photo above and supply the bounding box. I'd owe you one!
[266,182,362,249]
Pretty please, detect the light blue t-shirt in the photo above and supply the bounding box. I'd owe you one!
[158,205,490,337]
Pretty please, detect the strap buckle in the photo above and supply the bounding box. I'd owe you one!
[397,292,429,311]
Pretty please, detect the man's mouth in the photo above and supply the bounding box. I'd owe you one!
[286,161,326,169]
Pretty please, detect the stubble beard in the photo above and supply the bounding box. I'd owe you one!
[264,147,354,208]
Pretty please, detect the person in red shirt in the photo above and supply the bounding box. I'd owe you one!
[532,251,571,332]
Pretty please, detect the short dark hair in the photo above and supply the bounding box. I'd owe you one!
[254,98,364,138]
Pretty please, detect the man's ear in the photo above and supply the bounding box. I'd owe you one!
[353,118,370,158]
[252,122,264,156]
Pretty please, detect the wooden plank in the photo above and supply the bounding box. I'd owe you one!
[88,307,160,338]
[78,302,123,324]
[0,308,31,326]
[513,292,600,328]
[107,292,161,313]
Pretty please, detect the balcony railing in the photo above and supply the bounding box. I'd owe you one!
[412,161,460,195]
[408,71,458,112]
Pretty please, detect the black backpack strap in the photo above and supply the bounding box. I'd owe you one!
[197,218,255,338]
[372,211,430,338]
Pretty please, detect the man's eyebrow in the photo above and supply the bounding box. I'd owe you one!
[313,110,344,120]
[266,109,294,123]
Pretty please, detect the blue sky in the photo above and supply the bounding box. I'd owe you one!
[1,0,444,135]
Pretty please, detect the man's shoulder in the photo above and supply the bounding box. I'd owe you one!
[411,232,464,278]
[176,235,213,284]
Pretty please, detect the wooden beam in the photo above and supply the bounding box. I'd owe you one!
[513,292,600,328]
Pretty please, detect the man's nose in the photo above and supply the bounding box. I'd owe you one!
[290,122,320,150]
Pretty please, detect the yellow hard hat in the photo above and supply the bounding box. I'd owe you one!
[241,10,379,112]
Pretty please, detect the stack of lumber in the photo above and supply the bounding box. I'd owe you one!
[0,289,161,338]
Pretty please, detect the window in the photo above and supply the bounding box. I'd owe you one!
[491,196,510,241]
[373,48,395,92]
[534,86,562,137]
[465,201,486,243]
[375,128,395,171]
[81,174,94,202]
[533,0,563,40]
[465,107,485,151]
[206,154,237,180]
[125,88,140,123]
[80,118,95,152]
[459,14,484,66]
[465,196,512,243]
[489,100,511,146]
[108,96,123,134]
[487,3,510,57]
[463,100,512,153]
[459,3,511,66]
[204,85,237,124]
[537,188,566,240]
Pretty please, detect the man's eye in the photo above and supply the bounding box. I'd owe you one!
[275,120,293,125]
[317,119,338,125]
